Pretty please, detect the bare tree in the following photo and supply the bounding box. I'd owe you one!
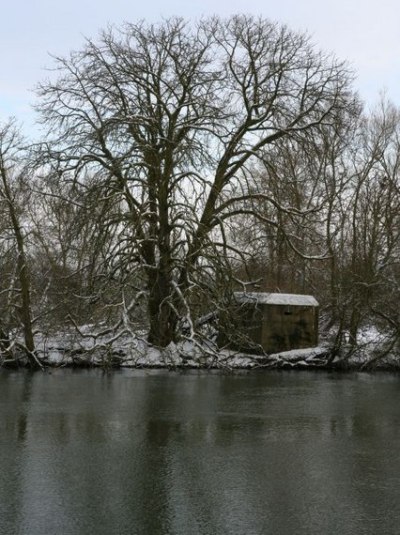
[36,15,355,347]
[344,99,400,349]
[0,120,41,367]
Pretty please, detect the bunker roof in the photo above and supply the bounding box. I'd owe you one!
[234,292,319,307]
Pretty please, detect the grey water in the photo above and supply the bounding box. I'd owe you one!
[1,369,400,535]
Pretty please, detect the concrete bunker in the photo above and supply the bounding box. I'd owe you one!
[227,292,319,354]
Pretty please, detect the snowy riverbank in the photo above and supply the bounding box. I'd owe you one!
[2,324,400,371]
[2,340,397,372]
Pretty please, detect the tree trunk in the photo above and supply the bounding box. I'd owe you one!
[146,269,177,347]
[0,168,38,367]
[348,306,360,348]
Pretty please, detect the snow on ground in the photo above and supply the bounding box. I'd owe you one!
[6,322,399,370]
[268,347,329,363]
[33,327,332,369]
[357,325,386,346]
[33,328,265,368]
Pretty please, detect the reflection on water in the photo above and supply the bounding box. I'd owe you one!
[1,369,400,534]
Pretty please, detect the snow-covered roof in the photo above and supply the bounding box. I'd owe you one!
[234,292,319,307]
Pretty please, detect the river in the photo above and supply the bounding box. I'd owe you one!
[1,369,400,534]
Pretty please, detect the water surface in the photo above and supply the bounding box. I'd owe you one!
[1,369,400,534]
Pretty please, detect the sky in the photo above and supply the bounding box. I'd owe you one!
[1,0,399,137]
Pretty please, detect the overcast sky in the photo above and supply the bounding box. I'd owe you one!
[1,0,399,136]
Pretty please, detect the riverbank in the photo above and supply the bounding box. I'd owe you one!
[2,333,400,371]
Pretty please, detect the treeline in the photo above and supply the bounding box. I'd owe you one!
[232,100,400,356]
[0,15,399,366]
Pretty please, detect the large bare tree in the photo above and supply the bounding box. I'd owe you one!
[37,15,355,347]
